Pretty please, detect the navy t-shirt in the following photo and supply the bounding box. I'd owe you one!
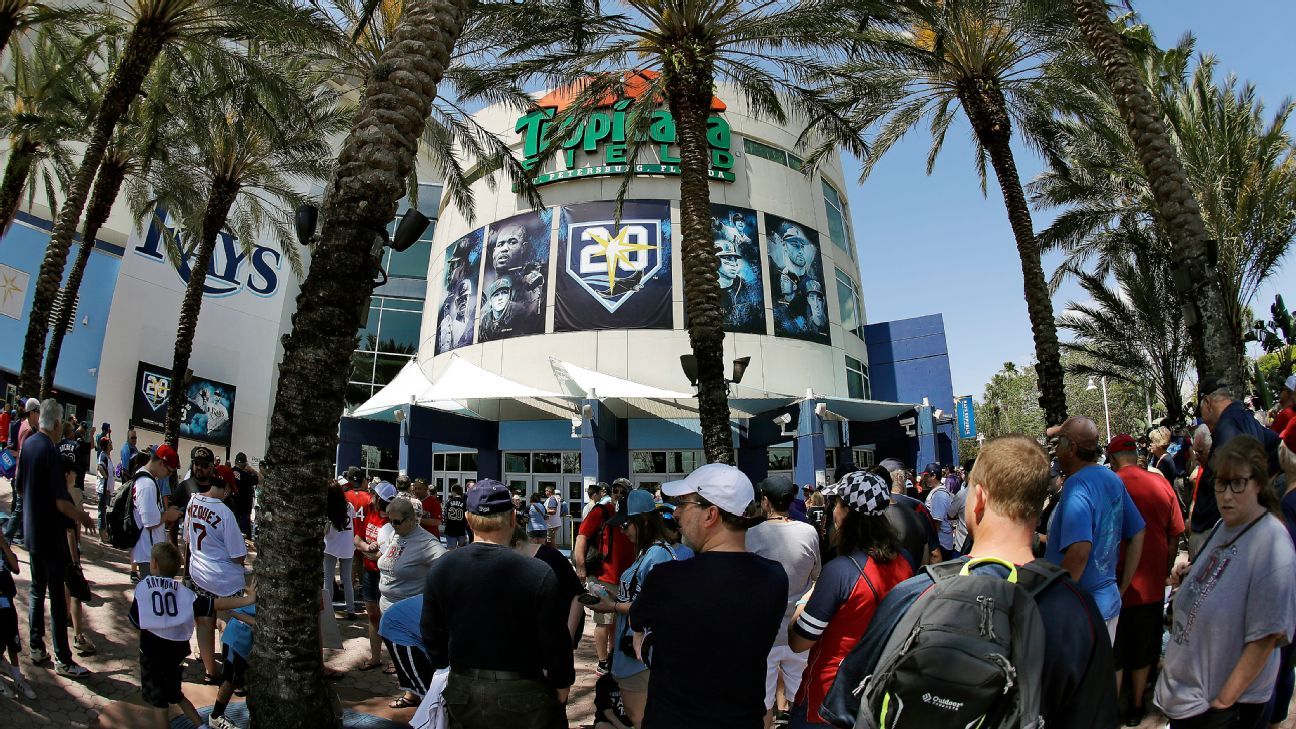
[19,432,73,560]
[1193,402,1281,532]
[1280,489,1296,547]
[821,558,1118,729]
[630,550,787,729]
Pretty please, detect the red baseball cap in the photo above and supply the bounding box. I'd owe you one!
[152,444,180,470]
[215,464,237,490]
[1106,434,1137,454]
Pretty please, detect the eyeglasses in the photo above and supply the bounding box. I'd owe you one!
[389,518,405,526]
[673,498,707,512]
[1214,476,1253,494]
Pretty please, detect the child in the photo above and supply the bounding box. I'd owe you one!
[129,542,252,729]
[0,530,36,699]
[207,590,256,729]
[593,672,632,729]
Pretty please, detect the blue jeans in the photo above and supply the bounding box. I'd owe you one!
[445,534,468,548]
[3,487,22,542]
[789,702,833,729]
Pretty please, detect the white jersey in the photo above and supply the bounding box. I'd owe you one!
[324,501,356,558]
[131,472,166,564]
[184,493,248,596]
[207,401,229,432]
[134,576,197,642]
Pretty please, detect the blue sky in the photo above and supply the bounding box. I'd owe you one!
[847,1,1296,400]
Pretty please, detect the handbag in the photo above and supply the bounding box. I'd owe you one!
[411,667,450,729]
[66,563,93,603]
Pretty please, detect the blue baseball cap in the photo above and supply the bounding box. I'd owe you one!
[467,479,513,515]
[608,489,661,527]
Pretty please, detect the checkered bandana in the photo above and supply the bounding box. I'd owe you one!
[823,471,890,516]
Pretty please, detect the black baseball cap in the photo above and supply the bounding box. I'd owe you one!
[756,475,797,501]
[344,466,363,482]
[467,479,513,515]
[191,446,214,465]
[235,452,248,465]
[1199,375,1231,400]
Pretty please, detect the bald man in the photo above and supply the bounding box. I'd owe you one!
[1043,416,1146,642]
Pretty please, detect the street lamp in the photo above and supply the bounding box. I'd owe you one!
[1087,376,1112,443]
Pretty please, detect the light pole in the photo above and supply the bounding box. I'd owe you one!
[1087,376,1112,443]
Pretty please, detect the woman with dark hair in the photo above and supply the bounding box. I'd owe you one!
[354,481,396,671]
[324,479,357,619]
[788,471,913,729]
[589,489,679,726]
[1155,435,1296,729]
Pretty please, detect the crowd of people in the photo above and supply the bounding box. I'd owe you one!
[0,373,1294,729]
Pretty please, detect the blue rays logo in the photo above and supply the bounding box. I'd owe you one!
[564,219,663,313]
[142,371,170,412]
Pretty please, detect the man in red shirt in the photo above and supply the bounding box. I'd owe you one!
[1109,433,1184,726]
[414,478,442,537]
[572,478,634,676]
[1272,375,1296,434]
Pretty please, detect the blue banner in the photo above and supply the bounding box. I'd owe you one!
[955,396,976,439]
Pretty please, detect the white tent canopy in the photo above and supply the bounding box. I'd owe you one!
[426,354,561,400]
[549,358,694,399]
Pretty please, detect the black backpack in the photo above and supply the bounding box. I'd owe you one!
[106,472,152,549]
[852,558,1065,729]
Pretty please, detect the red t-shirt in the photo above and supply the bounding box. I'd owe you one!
[360,509,388,572]
[1272,407,1295,435]
[577,501,634,585]
[1117,465,1185,606]
[346,488,372,535]
[421,494,443,537]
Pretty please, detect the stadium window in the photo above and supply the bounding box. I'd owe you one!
[845,355,870,400]
[823,180,853,256]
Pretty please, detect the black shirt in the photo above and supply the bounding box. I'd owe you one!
[58,438,80,487]
[420,542,575,688]
[19,432,72,560]
[534,543,584,651]
[173,477,205,516]
[630,550,788,729]
[885,498,930,572]
[231,468,258,515]
[443,494,467,536]
[822,559,1118,729]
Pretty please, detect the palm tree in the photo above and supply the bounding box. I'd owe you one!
[1033,32,1296,380]
[40,55,176,396]
[800,0,1092,427]
[0,1,95,58]
[252,0,470,724]
[17,0,332,397]
[1068,0,1244,392]
[1058,244,1192,425]
[128,55,343,447]
[475,0,865,462]
[0,25,93,233]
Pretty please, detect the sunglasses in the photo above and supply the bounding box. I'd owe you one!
[389,518,405,526]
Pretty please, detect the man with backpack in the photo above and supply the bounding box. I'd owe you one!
[573,478,633,677]
[821,434,1119,729]
[123,446,183,579]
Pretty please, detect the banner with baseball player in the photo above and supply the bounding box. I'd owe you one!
[764,213,831,345]
[554,200,673,332]
[478,209,552,343]
[433,227,483,355]
[130,361,237,447]
[709,203,765,334]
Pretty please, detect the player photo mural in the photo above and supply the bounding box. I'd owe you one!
[765,213,831,345]
[555,200,673,332]
[709,203,765,334]
[479,209,552,343]
[434,227,483,355]
[131,361,237,447]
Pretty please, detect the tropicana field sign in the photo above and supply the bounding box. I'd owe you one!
[516,77,736,187]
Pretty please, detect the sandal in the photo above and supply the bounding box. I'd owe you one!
[382,665,397,675]
[390,695,419,708]
[203,672,222,685]
[357,659,382,671]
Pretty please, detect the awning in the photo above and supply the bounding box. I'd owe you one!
[425,354,561,400]
[549,358,694,399]
[351,360,466,419]
[815,396,916,423]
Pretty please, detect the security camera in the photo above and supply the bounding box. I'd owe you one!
[773,413,792,425]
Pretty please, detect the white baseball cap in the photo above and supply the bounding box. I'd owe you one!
[663,463,755,517]
[1285,374,1296,393]
[23,397,39,413]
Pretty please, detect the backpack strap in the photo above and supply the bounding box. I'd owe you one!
[1014,559,1068,600]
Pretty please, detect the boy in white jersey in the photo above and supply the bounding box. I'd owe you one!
[130,543,253,729]
[184,468,247,683]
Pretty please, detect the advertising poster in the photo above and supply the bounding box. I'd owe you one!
[434,228,483,355]
[479,209,552,343]
[765,213,831,345]
[709,203,765,333]
[131,361,237,447]
[555,200,673,332]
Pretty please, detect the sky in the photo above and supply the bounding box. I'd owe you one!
[846,1,1296,400]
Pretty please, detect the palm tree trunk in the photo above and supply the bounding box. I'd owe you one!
[17,26,165,396]
[163,178,239,447]
[0,138,36,233]
[1070,0,1244,390]
[666,58,733,465]
[960,81,1068,426]
[0,8,19,60]
[40,159,126,398]
[250,1,469,726]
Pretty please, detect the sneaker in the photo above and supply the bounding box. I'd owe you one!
[773,710,790,728]
[29,648,49,664]
[73,634,97,656]
[1124,703,1147,727]
[209,714,238,729]
[0,679,13,699]
[595,659,609,677]
[11,674,35,699]
[129,571,140,584]
[55,662,91,678]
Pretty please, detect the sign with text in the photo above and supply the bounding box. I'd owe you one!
[131,361,237,447]
[955,395,977,439]
[555,200,672,331]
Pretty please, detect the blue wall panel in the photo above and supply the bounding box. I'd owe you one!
[0,216,121,398]
[499,420,581,451]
